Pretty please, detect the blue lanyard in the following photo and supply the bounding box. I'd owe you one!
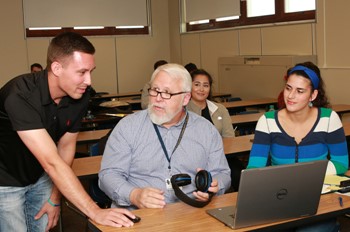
[153,113,189,170]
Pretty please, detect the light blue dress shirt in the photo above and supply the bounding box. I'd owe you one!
[99,110,231,208]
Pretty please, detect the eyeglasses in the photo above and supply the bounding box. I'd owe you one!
[148,88,188,100]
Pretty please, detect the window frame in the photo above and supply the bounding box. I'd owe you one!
[26,27,149,38]
[24,0,151,38]
[185,0,315,32]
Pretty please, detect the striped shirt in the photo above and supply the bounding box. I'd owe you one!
[99,110,231,208]
[247,108,348,174]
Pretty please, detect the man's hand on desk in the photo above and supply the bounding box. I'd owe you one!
[90,208,138,228]
[130,187,166,209]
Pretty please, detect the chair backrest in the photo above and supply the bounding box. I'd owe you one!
[89,136,113,208]
[89,143,100,156]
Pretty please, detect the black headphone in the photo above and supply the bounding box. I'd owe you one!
[171,170,213,208]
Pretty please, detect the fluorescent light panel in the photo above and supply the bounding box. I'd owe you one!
[216,16,239,22]
[189,19,210,25]
[74,26,104,30]
[28,27,62,30]
[115,25,145,29]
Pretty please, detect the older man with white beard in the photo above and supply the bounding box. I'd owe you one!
[99,63,231,210]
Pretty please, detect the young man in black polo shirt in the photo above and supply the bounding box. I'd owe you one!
[0,32,136,231]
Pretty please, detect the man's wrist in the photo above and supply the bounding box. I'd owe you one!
[47,198,61,207]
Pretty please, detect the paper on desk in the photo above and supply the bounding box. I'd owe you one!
[322,184,340,194]
[324,175,350,186]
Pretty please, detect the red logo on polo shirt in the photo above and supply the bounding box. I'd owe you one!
[66,119,71,126]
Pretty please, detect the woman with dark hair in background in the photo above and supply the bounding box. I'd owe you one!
[187,69,235,137]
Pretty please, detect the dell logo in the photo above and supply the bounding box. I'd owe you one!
[276,188,288,200]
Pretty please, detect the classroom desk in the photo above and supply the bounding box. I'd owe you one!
[91,91,141,100]
[332,104,350,116]
[74,122,349,179]
[114,98,141,110]
[72,135,255,179]
[72,156,101,178]
[81,116,121,131]
[223,134,254,155]
[212,92,232,101]
[212,92,231,98]
[87,192,350,232]
[222,98,277,110]
[230,112,263,125]
[77,129,110,144]
[76,120,350,147]
[124,98,142,105]
[76,129,254,155]
[92,92,230,101]
[344,121,350,136]
[123,96,235,109]
[229,106,350,126]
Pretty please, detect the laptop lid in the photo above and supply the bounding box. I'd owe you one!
[207,160,328,229]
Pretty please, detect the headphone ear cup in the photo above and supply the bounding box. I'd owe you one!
[195,170,212,193]
[172,173,191,187]
[171,171,213,208]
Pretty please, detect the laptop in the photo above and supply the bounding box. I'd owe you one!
[206,160,328,229]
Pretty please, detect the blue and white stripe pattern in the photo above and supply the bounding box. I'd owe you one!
[248,108,348,174]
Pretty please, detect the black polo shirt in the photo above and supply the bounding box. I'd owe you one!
[0,70,90,186]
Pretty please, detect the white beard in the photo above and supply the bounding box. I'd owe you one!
[147,103,183,125]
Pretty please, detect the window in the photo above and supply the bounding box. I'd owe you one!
[247,0,275,18]
[285,0,316,13]
[23,0,150,37]
[183,0,316,32]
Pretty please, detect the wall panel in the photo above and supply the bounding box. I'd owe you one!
[200,30,239,90]
[262,24,314,55]
[239,28,261,56]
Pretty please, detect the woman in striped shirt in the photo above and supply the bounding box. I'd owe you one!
[248,62,348,174]
[247,61,348,232]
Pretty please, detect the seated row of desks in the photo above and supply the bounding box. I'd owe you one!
[78,107,350,145]
[72,133,254,177]
[75,121,350,231]
[85,97,350,130]
[73,133,254,178]
[82,98,274,129]
[91,94,350,116]
[89,92,232,113]
[74,102,350,231]
[76,101,350,176]
[92,91,232,101]
[74,121,350,178]
[230,104,350,125]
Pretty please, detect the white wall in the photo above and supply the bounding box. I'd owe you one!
[176,0,350,105]
[0,0,170,94]
[1,0,350,107]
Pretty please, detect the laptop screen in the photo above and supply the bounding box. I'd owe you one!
[207,160,328,229]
